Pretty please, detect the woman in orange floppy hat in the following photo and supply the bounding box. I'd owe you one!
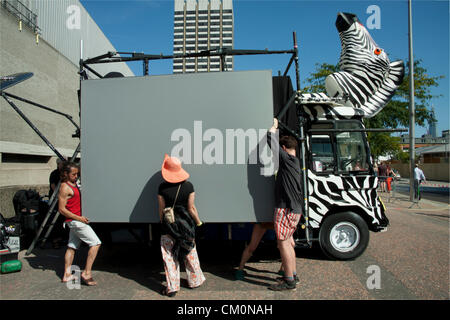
[157,154,205,297]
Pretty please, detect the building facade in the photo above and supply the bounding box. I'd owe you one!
[0,0,132,217]
[399,130,449,152]
[173,0,234,73]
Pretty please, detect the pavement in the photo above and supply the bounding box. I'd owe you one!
[0,188,448,301]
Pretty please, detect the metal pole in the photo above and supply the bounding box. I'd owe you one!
[3,92,80,131]
[408,0,416,201]
[292,32,311,246]
[292,32,301,92]
[143,59,149,76]
[25,181,61,255]
[1,93,65,160]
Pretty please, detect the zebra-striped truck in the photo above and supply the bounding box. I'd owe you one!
[290,12,404,260]
[295,114,392,260]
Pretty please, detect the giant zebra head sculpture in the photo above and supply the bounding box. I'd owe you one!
[324,12,405,118]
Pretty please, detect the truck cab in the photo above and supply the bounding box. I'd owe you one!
[297,110,389,260]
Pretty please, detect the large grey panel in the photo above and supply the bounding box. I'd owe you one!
[81,71,276,223]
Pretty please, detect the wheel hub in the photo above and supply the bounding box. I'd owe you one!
[330,222,360,253]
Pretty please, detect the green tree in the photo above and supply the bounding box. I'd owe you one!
[301,59,444,159]
[302,62,338,93]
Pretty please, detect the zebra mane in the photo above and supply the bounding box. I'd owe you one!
[299,12,404,120]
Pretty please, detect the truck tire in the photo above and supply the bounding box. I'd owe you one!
[319,211,369,260]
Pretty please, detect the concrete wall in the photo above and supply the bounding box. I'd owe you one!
[28,0,134,77]
[0,8,73,217]
[1,8,80,150]
[391,162,450,182]
[1,7,81,213]
[1,2,133,218]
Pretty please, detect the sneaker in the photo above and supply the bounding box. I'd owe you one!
[234,269,246,280]
[269,279,296,291]
[276,275,299,284]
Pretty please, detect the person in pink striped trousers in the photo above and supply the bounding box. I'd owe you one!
[267,118,303,291]
[157,154,205,297]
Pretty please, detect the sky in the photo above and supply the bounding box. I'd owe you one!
[79,0,449,138]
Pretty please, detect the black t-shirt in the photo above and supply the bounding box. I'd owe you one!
[158,181,195,210]
[49,169,60,198]
[267,131,303,213]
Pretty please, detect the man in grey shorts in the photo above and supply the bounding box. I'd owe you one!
[58,162,101,286]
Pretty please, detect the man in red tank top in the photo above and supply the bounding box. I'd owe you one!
[58,162,101,286]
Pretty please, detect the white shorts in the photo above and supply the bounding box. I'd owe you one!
[64,220,101,250]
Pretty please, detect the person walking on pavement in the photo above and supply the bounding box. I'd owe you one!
[266,118,302,291]
[414,164,426,200]
[378,162,387,192]
[386,164,396,193]
[59,161,101,286]
[158,154,205,297]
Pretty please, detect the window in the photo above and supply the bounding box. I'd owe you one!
[1,153,51,164]
[309,121,370,174]
[311,135,334,172]
[335,122,369,173]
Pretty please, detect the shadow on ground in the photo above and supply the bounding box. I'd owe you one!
[24,237,329,294]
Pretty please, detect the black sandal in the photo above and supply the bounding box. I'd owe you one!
[161,287,176,297]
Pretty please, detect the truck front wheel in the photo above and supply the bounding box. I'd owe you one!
[319,211,369,260]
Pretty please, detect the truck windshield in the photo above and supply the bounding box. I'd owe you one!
[309,121,370,174]
[335,122,369,173]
